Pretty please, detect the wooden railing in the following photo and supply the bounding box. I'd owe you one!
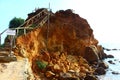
[19,9,49,27]
[0,8,50,45]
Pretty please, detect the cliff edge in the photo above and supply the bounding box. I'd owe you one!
[14,9,106,80]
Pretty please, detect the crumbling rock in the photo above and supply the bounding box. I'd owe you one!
[14,9,105,79]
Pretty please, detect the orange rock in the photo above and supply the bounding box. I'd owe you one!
[54,64,60,70]
[14,9,98,79]
[45,71,55,78]
[80,66,89,73]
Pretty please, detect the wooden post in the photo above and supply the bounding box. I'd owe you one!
[46,3,50,50]
[24,28,26,35]
[16,29,19,36]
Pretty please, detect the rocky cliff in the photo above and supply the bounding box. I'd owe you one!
[14,9,105,79]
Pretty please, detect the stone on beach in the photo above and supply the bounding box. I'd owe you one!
[94,67,106,75]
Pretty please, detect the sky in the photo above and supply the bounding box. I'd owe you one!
[0,0,120,45]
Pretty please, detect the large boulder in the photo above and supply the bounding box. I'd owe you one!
[94,67,106,75]
[97,45,107,59]
[84,75,98,80]
[98,61,109,69]
[84,45,99,63]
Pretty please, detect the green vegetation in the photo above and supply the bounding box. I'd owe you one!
[2,17,25,45]
[9,17,25,36]
[36,60,47,69]
[9,17,24,28]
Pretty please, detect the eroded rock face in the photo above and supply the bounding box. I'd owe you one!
[97,45,107,59]
[15,9,98,57]
[14,9,102,79]
[84,45,99,63]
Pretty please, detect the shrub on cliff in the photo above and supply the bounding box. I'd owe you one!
[36,60,48,70]
[9,17,24,28]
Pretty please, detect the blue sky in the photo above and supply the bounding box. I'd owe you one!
[0,0,120,45]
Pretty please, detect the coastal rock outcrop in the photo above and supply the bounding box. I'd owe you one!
[94,67,106,75]
[97,45,107,59]
[84,45,99,63]
[107,55,114,58]
[14,9,105,79]
[98,61,109,69]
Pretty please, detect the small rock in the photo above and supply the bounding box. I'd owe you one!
[98,61,109,69]
[68,70,80,77]
[107,55,114,58]
[114,59,117,61]
[61,77,80,80]
[94,67,106,75]
[68,70,75,73]
[79,72,86,78]
[112,71,120,75]
[53,64,61,72]
[80,66,89,73]
[93,61,98,65]
[45,71,55,77]
[75,72,80,77]
[106,49,111,51]
[60,72,72,78]
[112,48,117,50]
[84,75,98,80]
[108,60,115,64]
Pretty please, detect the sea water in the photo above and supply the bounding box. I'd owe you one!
[98,43,120,80]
